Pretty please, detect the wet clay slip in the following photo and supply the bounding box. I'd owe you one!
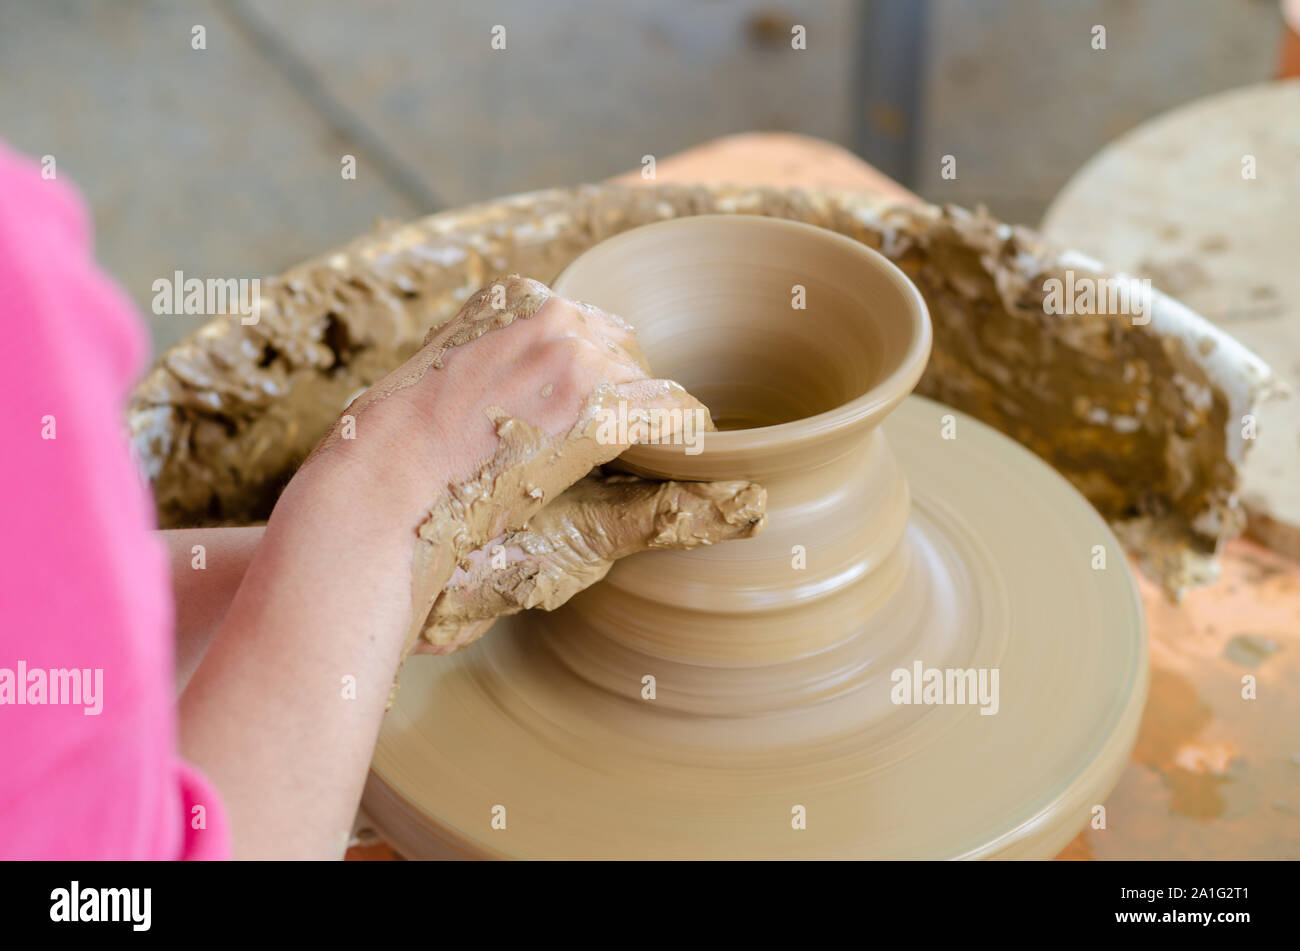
[365,217,1148,859]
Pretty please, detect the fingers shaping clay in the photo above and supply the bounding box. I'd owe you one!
[129,185,1277,597]
[299,274,716,656]
[423,473,766,652]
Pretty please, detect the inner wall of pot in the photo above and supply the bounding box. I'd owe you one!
[628,275,885,430]
[555,217,916,432]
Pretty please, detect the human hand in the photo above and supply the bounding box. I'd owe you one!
[414,470,766,653]
[284,275,747,657]
[178,274,762,856]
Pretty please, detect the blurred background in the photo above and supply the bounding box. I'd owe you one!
[0,0,1289,354]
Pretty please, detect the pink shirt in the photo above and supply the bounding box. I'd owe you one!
[0,143,229,859]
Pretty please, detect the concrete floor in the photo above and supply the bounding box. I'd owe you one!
[0,0,1281,354]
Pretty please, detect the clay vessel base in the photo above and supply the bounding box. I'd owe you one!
[366,395,1147,859]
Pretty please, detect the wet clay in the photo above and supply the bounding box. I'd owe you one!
[366,217,1148,859]
[423,472,765,652]
[128,185,1278,597]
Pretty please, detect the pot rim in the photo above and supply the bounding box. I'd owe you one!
[553,214,933,460]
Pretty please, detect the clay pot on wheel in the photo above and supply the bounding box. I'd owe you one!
[366,216,1146,859]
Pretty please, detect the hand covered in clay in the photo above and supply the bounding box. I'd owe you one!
[415,470,766,653]
[292,275,761,659]
[184,274,770,855]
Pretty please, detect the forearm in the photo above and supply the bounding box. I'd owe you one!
[177,462,447,859]
[163,527,264,693]
[173,327,477,858]
[171,278,695,858]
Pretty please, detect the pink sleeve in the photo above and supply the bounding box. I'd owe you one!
[0,143,229,860]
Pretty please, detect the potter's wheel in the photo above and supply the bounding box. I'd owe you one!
[366,215,1147,859]
[367,395,1147,859]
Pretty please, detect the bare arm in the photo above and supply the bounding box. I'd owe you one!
[162,527,262,693]
[178,458,424,859]
[175,279,708,859]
